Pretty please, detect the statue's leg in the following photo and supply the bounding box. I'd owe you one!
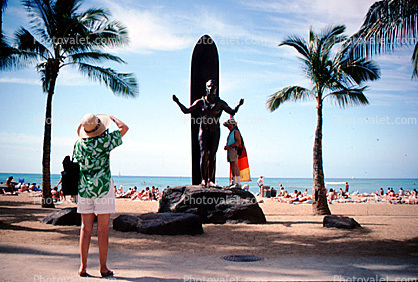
[199,131,209,185]
[208,128,220,183]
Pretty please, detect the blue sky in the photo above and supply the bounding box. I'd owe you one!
[1,0,417,178]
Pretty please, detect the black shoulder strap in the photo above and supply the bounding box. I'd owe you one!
[236,127,244,145]
[72,141,78,161]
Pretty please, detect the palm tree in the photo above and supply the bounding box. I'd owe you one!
[267,25,380,215]
[346,0,418,78]
[0,0,13,69]
[0,0,6,34]
[6,0,138,207]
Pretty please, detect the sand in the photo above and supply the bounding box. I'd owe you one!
[1,193,417,281]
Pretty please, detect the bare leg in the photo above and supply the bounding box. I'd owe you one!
[200,151,209,184]
[208,152,217,183]
[79,213,95,274]
[97,213,111,273]
[231,161,240,177]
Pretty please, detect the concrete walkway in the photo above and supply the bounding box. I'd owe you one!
[1,243,417,281]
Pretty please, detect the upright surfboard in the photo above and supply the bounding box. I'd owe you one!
[190,35,219,185]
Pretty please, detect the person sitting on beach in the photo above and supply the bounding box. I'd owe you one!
[126,187,137,199]
[115,186,125,198]
[404,189,418,204]
[52,187,60,202]
[6,176,16,195]
[153,188,162,200]
[379,188,384,196]
[141,187,151,201]
[398,188,404,197]
[288,190,301,204]
[327,189,337,202]
[19,183,29,192]
[279,190,300,203]
[130,189,145,201]
[388,188,396,198]
[338,188,348,199]
[53,176,66,201]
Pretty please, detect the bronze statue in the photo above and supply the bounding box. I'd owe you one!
[173,79,244,187]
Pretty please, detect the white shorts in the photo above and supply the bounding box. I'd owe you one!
[77,179,115,215]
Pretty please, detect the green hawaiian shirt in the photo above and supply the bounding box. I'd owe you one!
[74,130,122,199]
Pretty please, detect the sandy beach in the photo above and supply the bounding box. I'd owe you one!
[1,192,417,281]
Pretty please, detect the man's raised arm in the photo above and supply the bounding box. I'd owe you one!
[223,98,244,116]
[173,95,200,114]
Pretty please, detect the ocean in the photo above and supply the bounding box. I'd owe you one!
[1,173,417,195]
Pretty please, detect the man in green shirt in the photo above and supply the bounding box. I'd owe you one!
[75,113,128,278]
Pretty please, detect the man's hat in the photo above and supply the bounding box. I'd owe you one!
[223,118,237,127]
[77,113,111,138]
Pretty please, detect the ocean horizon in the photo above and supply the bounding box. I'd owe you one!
[2,172,417,195]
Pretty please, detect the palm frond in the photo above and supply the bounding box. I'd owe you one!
[0,41,20,70]
[23,0,55,38]
[412,42,418,78]
[78,8,110,23]
[347,0,418,58]
[280,36,310,59]
[319,25,346,64]
[14,27,50,57]
[326,87,370,108]
[86,20,129,48]
[37,63,49,93]
[1,0,8,12]
[54,0,80,19]
[77,63,138,97]
[338,57,381,85]
[67,51,126,64]
[267,86,311,112]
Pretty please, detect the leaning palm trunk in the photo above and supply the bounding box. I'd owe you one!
[41,67,57,208]
[312,99,330,215]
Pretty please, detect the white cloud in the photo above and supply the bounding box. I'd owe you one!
[101,1,195,53]
[0,77,40,85]
[238,0,375,34]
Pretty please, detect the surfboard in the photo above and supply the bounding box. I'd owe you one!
[190,35,219,185]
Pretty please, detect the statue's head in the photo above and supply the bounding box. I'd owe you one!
[205,79,218,102]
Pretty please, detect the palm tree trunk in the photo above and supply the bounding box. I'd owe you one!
[312,99,331,215]
[41,69,57,208]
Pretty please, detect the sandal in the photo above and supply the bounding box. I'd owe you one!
[78,271,88,277]
[100,270,114,277]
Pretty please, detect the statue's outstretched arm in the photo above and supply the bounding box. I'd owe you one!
[222,98,244,116]
[172,95,199,114]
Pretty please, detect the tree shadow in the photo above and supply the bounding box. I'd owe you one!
[2,203,417,260]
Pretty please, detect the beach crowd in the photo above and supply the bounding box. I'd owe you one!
[115,185,162,201]
[267,184,418,205]
[2,175,417,205]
